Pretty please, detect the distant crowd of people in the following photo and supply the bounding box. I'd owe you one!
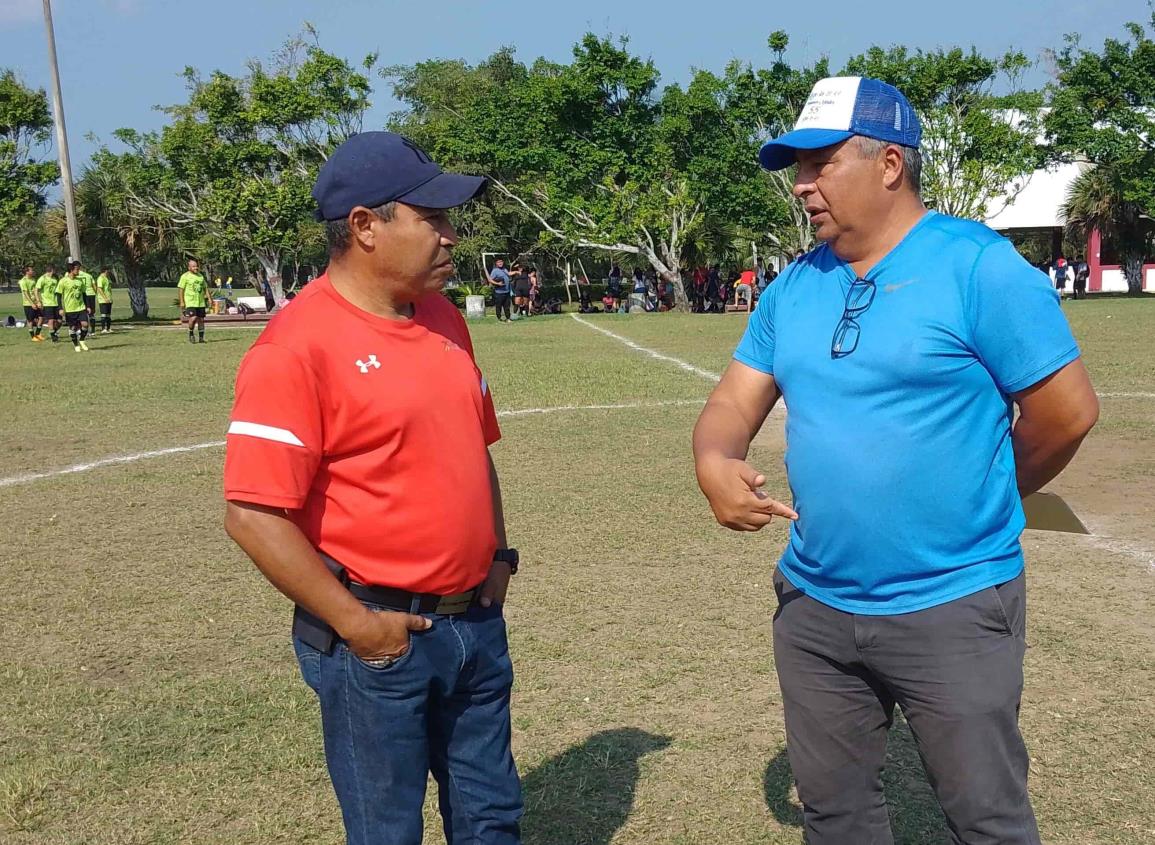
[1042,255,1091,300]
[486,258,563,320]
[485,255,796,318]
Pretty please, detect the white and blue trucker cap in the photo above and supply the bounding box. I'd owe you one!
[758,76,922,171]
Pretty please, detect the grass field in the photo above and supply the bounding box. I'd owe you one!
[1,299,1153,844]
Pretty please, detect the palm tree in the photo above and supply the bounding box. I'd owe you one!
[1062,166,1152,296]
[45,158,179,318]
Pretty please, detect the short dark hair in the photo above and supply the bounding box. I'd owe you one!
[326,202,397,257]
[853,135,922,195]
[67,260,80,271]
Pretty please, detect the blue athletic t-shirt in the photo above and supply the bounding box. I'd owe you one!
[489,267,511,293]
[735,212,1080,615]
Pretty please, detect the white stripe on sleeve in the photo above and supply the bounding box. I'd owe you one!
[227,421,306,447]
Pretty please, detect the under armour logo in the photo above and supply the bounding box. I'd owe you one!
[355,355,381,374]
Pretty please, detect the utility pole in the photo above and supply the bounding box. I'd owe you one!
[42,0,81,262]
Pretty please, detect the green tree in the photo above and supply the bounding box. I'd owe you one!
[51,148,179,316]
[384,49,545,280]
[842,46,1045,220]
[108,32,375,304]
[1047,13,1155,294]
[0,70,58,230]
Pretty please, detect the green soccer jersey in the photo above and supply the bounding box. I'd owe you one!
[78,270,96,296]
[178,272,208,308]
[58,275,86,313]
[95,273,113,304]
[19,275,37,306]
[36,274,59,306]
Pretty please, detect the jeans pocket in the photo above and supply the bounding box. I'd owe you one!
[347,632,417,674]
[293,637,322,693]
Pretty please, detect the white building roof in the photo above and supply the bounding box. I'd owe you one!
[984,160,1091,230]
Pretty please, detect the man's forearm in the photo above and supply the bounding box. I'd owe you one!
[487,453,508,548]
[225,503,369,638]
[692,398,759,466]
[1012,417,1091,497]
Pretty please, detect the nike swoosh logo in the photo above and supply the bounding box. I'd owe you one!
[883,280,918,293]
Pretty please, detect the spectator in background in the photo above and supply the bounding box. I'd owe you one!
[1053,256,1069,297]
[489,258,512,322]
[693,266,708,312]
[706,264,721,312]
[1073,256,1089,300]
[511,263,531,318]
[574,273,594,312]
[528,269,541,314]
[606,264,623,312]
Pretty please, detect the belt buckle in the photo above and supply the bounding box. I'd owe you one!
[433,590,474,615]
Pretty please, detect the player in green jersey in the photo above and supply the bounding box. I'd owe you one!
[95,267,114,333]
[18,266,44,341]
[59,262,91,352]
[178,258,210,344]
[35,265,61,342]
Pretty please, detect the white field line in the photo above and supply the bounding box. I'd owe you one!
[498,399,704,418]
[0,400,706,489]
[0,441,227,489]
[569,314,721,383]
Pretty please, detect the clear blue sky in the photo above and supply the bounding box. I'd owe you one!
[0,0,1146,173]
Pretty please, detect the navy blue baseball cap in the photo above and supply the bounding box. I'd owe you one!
[758,77,922,171]
[312,131,488,221]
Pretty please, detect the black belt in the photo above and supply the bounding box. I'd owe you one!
[292,553,480,655]
[347,582,479,616]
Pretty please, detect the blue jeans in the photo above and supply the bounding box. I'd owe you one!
[294,602,522,844]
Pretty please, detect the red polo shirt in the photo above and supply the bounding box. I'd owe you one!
[223,274,500,594]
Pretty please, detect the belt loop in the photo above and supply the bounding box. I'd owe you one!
[409,594,422,615]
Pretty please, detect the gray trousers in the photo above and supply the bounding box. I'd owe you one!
[772,569,1040,845]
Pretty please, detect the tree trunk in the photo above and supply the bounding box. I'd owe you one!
[1123,252,1144,295]
[639,244,689,312]
[126,268,149,318]
[254,252,286,308]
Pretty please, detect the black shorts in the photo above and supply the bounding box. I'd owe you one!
[65,310,87,329]
[607,286,622,298]
[185,307,207,319]
[99,302,112,316]
[42,305,59,320]
[84,295,96,311]
[513,286,531,298]
[23,306,40,321]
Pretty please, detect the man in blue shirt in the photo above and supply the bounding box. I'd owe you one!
[693,77,1099,845]
[489,258,512,321]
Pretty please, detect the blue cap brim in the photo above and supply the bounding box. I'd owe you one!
[397,172,488,209]
[758,128,855,170]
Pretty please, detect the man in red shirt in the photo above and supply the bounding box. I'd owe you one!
[224,132,522,844]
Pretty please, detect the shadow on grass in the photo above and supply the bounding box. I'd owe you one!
[521,727,670,845]
[764,717,948,844]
